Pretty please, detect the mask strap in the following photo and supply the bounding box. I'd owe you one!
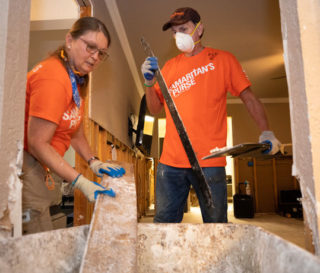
[190,21,201,36]
[191,22,202,46]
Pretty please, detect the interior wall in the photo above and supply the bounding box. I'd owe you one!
[89,0,141,148]
[0,0,31,238]
[227,102,292,145]
[28,29,69,70]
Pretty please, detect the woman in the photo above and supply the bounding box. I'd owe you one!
[23,17,124,234]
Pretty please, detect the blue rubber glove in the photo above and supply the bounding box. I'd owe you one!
[72,174,115,202]
[90,160,125,178]
[141,57,158,82]
[259,131,281,155]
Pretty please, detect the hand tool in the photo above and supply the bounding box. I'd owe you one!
[202,143,271,160]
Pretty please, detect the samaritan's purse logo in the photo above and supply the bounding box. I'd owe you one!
[169,63,215,97]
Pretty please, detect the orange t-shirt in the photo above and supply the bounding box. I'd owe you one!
[154,47,251,168]
[24,57,84,156]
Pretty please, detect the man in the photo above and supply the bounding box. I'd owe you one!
[141,7,281,223]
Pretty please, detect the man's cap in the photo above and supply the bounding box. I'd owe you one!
[162,7,201,31]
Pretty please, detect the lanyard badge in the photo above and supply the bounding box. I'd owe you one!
[67,65,81,108]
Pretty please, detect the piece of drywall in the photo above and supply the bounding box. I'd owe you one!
[279,0,320,254]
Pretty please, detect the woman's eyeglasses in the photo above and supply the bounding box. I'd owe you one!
[79,38,109,61]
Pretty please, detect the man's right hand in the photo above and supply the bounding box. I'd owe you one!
[72,174,115,202]
[259,131,281,155]
[141,57,158,84]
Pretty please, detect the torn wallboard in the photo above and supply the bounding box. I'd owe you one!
[79,162,137,273]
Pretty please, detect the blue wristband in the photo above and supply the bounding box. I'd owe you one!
[72,174,81,186]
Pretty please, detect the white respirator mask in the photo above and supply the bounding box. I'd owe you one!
[175,21,201,53]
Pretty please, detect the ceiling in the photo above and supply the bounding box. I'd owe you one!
[114,0,288,100]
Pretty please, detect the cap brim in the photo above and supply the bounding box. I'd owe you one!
[162,18,191,31]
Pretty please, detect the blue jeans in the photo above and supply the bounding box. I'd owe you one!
[154,163,227,223]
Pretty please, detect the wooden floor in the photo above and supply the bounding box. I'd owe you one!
[139,203,306,250]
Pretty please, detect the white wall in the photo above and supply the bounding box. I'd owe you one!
[30,0,78,21]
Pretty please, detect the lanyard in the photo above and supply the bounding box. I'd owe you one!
[66,65,81,108]
[45,168,55,190]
